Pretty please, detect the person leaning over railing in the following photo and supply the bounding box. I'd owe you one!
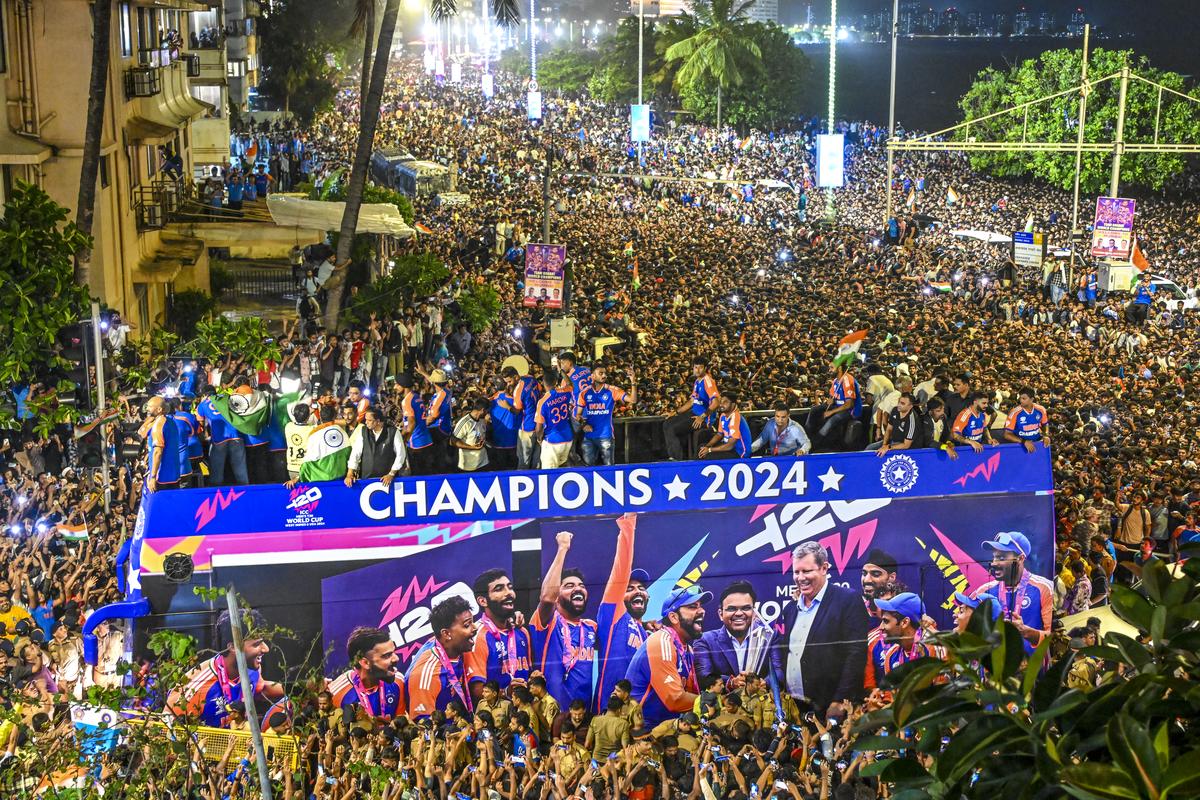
[750,403,811,457]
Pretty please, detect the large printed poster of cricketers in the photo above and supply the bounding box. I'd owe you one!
[522,243,567,308]
[1090,197,1136,260]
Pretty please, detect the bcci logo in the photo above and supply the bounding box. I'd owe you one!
[286,485,323,513]
[880,454,919,494]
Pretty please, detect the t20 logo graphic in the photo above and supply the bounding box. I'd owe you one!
[286,486,322,513]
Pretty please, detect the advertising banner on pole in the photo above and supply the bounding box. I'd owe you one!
[527,90,542,120]
[1012,231,1047,267]
[631,104,651,142]
[522,242,566,308]
[482,72,494,99]
[1090,197,1136,260]
[816,134,845,188]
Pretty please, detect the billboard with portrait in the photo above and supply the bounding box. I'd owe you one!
[1090,196,1136,260]
[522,242,566,309]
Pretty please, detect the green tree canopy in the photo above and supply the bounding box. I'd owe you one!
[664,0,762,102]
[677,23,808,129]
[957,48,1200,193]
[258,0,356,123]
[0,182,92,429]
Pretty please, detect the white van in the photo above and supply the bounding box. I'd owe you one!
[1101,264,1196,311]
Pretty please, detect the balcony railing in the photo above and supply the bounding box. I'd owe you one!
[125,66,162,99]
[138,46,180,68]
[134,177,188,232]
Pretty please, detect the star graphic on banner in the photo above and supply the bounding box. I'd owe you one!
[892,466,908,483]
[818,465,844,492]
[664,474,690,500]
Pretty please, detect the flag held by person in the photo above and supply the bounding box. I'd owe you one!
[1132,237,1151,272]
[298,424,351,483]
[57,522,89,542]
[1024,212,1035,232]
[631,257,641,291]
[834,329,868,367]
[946,186,960,206]
[213,387,270,436]
[905,188,916,208]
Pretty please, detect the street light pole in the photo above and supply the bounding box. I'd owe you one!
[637,0,644,163]
[89,301,110,513]
[825,0,838,223]
[883,0,898,230]
[1068,24,1091,291]
[530,0,537,79]
[1110,60,1130,198]
[226,588,273,800]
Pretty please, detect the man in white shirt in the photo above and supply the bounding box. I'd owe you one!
[345,408,407,486]
[451,398,490,472]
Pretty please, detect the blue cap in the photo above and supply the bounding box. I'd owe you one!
[873,592,925,626]
[660,585,712,619]
[629,569,651,584]
[953,591,1002,622]
[982,531,1030,558]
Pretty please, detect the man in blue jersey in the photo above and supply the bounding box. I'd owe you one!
[663,357,719,460]
[422,368,454,471]
[466,568,532,702]
[1004,386,1050,454]
[531,531,597,710]
[504,366,541,470]
[593,513,650,713]
[397,374,435,475]
[535,368,576,470]
[328,626,405,727]
[558,351,592,459]
[625,585,708,728]
[698,393,751,459]
[576,365,637,467]
[1127,270,1155,325]
[805,362,862,450]
[487,377,519,471]
[197,386,248,485]
[972,531,1054,655]
[169,399,198,488]
[140,396,180,492]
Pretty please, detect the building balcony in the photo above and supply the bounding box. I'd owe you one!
[134,177,189,233]
[125,66,163,100]
[188,47,228,84]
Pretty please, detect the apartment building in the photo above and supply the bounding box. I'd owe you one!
[0,0,266,335]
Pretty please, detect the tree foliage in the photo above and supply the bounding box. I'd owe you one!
[0,182,92,429]
[958,48,1200,193]
[322,179,416,224]
[856,553,1200,799]
[344,252,450,323]
[677,23,808,129]
[456,282,502,332]
[258,0,356,123]
[665,0,762,97]
[193,316,282,371]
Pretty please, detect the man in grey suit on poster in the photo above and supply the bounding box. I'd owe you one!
[772,541,871,718]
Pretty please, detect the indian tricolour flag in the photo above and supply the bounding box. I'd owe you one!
[946,186,960,206]
[213,387,270,436]
[57,522,89,541]
[298,423,351,482]
[833,329,868,367]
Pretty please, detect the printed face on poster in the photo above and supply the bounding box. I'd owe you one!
[522,243,567,308]
[1090,197,1136,260]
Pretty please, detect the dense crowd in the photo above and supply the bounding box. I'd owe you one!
[2,53,1200,796]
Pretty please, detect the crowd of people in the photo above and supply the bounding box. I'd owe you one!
[2,50,1200,796]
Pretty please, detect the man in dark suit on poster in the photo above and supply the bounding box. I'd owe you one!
[773,541,871,718]
[694,580,782,692]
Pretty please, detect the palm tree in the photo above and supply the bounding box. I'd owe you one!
[348,0,379,129]
[325,0,520,328]
[664,0,762,131]
[74,0,114,288]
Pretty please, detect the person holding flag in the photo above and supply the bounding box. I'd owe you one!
[197,385,248,486]
[592,513,651,713]
[803,336,864,449]
[212,378,272,482]
[407,596,478,719]
[328,626,405,728]
[1128,269,1156,325]
[625,585,709,728]
[285,403,350,486]
[946,186,959,206]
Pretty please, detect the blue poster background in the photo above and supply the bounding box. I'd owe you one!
[320,529,513,673]
[536,492,1053,634]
